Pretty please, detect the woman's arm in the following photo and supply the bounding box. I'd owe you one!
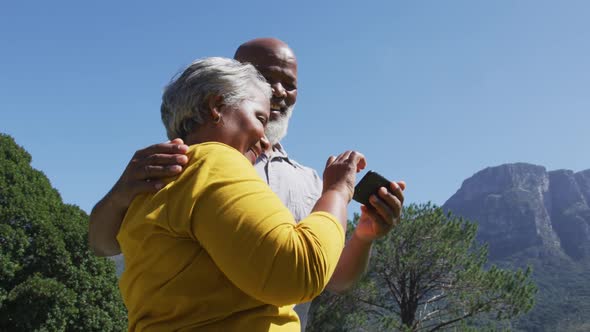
[184,145,365,306]
[88,139,188,256]
[326,181,406,293]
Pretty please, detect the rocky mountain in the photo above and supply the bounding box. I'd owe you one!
[443,163,590,331]
[443,163,590,261]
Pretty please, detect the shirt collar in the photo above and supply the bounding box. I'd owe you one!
[270,143,288,158]
[258,142,296,166]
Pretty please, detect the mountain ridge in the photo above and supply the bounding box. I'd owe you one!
[443,162,590,260]
[442,162,590,331]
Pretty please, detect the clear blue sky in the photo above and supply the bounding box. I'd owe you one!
[2,1,589,214]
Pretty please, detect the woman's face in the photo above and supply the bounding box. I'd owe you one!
[218,87,270,164]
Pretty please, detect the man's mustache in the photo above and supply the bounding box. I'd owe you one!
[270,98,287,110]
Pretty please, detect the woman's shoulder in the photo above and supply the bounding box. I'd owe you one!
[188,142,248,164]
[180,142,255,181]
[163,141,262,219]
[189,141,240,154]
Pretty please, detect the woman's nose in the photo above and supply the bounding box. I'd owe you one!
[260,135,271,151]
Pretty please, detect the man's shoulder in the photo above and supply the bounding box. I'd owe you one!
[278,155,322,193]
[289,158,319,176]
[275,145,319,176]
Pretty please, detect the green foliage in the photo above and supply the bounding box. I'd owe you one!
[0,133,126,331]
[4,274,78,331]
[500,251,590,331]
[308,203,537,331]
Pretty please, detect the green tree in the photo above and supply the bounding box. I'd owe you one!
[308,203,536,331]
[0,134,126,331]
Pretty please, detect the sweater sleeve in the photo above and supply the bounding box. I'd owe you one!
[184,144,345,306]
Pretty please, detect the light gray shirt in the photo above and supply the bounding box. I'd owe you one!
[254,144,323,332]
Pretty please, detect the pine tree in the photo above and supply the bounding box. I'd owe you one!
[308,203,536,331]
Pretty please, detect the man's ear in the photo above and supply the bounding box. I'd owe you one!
[207,95,224,120]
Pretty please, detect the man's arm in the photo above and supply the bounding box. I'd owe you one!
[326,181,405,293]
[88,139,189,256]
[89,190,131,256]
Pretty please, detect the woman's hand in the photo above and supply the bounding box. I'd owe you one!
[109,138,189,210]
[322,151,367,202]
[355,180,406,242]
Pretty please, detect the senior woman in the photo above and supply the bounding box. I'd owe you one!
[117,57,366,332]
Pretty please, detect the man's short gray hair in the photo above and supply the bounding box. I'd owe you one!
[161,57,271,140]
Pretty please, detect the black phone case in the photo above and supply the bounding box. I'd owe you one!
[353,171,391,206]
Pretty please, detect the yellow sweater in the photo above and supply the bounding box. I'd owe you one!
[117,142,345,332]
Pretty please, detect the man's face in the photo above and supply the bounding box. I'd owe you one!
[256,55,297,145]
[253,54,298,121]
[236,44,298,145]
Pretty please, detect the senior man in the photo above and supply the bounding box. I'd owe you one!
[89,37,405,331]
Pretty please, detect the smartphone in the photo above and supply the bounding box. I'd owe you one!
[353,170,392,206]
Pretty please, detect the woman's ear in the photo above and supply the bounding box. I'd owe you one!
[207,95,224,122]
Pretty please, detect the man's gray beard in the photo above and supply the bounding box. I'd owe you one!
[265,105,294,146]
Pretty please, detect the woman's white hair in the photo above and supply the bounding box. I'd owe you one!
[161,57,271,140]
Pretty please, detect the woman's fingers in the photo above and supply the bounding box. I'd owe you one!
[325,155,336,168]
[334,150,353,163]
[347,151,366,172]
[389,181,405,205]
[371,181,405,225]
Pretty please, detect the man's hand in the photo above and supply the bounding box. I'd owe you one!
[354,181,406,243]
[88,138,189,256]
[108,138,189,210]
